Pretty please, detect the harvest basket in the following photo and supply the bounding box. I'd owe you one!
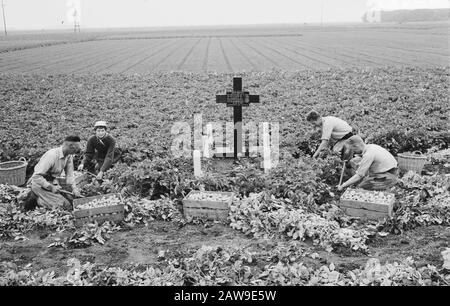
[397,151,427,174]
[73,193,124,227]
[0,157,28,186]
[182,190,234,220]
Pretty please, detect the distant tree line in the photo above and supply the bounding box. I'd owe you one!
[362,8,450,23]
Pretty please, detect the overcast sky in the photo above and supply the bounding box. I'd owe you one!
[2,0,449,30]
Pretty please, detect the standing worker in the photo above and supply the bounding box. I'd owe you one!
[306,110,354,159]
[78,121,121,180]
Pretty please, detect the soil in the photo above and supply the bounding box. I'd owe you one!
[0,221,448,276]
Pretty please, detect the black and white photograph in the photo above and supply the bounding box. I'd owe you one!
[0,0,449,293]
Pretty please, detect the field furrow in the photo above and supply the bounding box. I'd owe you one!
[176,38,202,70]
[277,37,361,68]
[374,43,449,58]
[219,37,255,72]
[234,37,280,71]
[228,38,258,71]
[0,41,110,73]
[156,38,201,71]
[355,30,449,50]
[206,37,230,72]
[218,38,234,72]
[323,40,439,67]
[21,41,133,74]
[265,37,343,69]
[286,38,391,67]
[0,42,85,71]
[120,38,182,73]
[0,23,447,74]
[132,38,189,73]
[324,44,412,67]
[179,38,209,72]
[67,42,149,74]
[350,44,444,66]
[314,30,449,59]
[102,39,175,74]
[77,39,176,74]
[249,37,315,70]
[95,39,170,73]
[202,37,211,73]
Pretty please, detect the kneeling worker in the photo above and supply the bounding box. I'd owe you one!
[338,135,398,191]
[26,135,82,210]
[306,111,354,159]
[78,121,120,180]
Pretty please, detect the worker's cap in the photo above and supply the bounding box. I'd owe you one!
[94,121,108,129]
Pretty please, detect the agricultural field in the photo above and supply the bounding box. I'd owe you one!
[0,23,449,287]
[0,22,448,73]
[0,32,100,53]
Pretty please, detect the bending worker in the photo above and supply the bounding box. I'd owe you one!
[26,135,82,210]
[78,121,120,180]
[306,110,354,159]
[337,135,398,191]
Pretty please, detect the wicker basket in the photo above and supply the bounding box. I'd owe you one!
[0,157,28,186]
[397,151,427,173]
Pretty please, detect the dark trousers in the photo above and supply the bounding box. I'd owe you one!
[357,168,399,190]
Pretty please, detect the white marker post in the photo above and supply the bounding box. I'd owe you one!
[193,150,203,177]
[244,122,259,158]
[262,122,271,173]
[203,123,213,158]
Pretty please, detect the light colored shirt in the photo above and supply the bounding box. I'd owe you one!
[28,146,76,191]
[321,116,352,141]
[356,144,398,177]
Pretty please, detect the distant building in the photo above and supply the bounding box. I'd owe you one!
[362,8,450,23]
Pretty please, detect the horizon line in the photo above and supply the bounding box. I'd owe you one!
[2,21,381,32]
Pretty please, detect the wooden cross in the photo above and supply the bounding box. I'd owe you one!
[216,77,259,159]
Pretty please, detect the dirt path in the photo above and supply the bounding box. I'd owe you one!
[0,222,448,276]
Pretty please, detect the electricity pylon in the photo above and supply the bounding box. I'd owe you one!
[1,0,7,36]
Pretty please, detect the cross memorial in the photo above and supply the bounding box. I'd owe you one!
[216,77,260,159]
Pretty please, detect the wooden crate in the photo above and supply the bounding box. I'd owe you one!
[182,190,234,220]
[73,193,124,227]
[339,189,395,220]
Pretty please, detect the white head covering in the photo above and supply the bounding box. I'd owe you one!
[94,121,107,129]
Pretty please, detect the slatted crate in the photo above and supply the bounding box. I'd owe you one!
[339,189,395,220]
[182,190,234,220]
[73,193,124,227]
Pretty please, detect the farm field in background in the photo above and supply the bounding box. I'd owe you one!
[0,23,449,286]
[0,22,448,73]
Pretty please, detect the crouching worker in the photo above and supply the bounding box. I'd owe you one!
[337,135,398,191]
[306,111,354,159]
[78,121,121,180]
[24,136,82,210]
